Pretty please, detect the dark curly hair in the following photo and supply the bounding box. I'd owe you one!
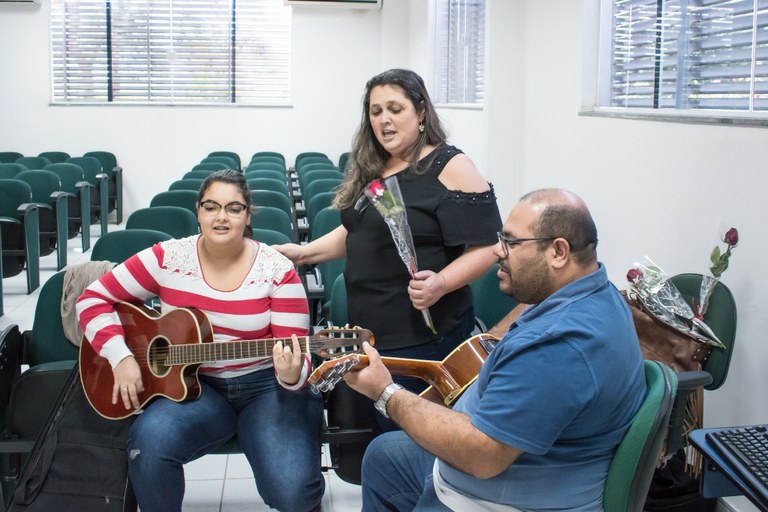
[198,169,253,239]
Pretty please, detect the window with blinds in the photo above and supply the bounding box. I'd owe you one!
[434,0,486,106]
[605,0,768,111]
[50,0,291,105]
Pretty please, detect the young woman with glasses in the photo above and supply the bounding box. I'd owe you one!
[77,169,325,512]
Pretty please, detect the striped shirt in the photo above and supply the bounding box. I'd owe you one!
[76,235,311,389]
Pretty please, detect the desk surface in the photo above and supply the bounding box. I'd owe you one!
[690,428,768,512]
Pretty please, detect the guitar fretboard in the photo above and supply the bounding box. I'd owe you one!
[164,337,306,365]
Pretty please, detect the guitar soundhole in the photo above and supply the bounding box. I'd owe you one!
[147,337,171,377]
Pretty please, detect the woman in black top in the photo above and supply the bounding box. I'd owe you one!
[276,69,501,397]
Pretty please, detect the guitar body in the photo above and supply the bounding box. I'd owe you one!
[80,302,214,420]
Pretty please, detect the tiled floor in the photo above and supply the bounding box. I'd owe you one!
[1,222,363,511]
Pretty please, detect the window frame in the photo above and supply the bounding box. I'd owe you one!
[49,0,292,107]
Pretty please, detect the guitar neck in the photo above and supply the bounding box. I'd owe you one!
[165,336,308,365]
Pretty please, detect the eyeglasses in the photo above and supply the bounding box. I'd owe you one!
[496,231,557,258]
[198,200,248,217]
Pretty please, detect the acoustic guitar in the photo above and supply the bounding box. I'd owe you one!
[80,301,373,419]
[309,333,499,407]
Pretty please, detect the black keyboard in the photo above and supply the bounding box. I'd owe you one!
[706,425,768,509]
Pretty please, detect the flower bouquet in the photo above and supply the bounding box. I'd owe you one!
[365,176,437,335]
[626,257,725,350]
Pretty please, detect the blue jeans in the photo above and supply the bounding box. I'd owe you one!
[361,431,451,512]
[127,367,325,512]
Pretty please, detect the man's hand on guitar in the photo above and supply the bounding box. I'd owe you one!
[272,334,303,386]
[343,342,393,401]
[113,356,144,410]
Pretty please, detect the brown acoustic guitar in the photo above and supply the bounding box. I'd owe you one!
[80,301,374,419]
[309,333,500,407]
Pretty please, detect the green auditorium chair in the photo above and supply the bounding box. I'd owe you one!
[0,180,41,294]
[126,206,199,239]
[84,151,124,224]
[15,170,69,270]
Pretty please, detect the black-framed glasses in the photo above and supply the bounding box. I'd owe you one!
[496,231,557,258]
[198,200,248,217]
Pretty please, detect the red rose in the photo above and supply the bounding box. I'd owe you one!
[723,227,739,247]
[367,180,385,197]
[626,268,643,283]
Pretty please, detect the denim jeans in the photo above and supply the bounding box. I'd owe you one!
[127,367,325,512]
[361,430,451,512]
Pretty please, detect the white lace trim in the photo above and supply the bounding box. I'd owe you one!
[160,236,294,286]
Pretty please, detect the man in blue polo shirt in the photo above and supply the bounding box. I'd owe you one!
[344,188,647,511]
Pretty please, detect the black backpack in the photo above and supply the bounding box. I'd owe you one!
[644,449,717,512]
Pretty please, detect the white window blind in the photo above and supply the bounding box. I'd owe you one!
[434,0,486,105]
[50,0,291,105]
[607,0,768,111]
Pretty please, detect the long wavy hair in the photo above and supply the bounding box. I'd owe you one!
[333,69,447,209]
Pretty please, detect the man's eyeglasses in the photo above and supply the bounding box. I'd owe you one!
[496,232,557,258]
[198,200,248,217]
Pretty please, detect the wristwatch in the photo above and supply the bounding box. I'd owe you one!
[374,383,404,419]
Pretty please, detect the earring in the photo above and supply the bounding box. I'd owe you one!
[419,123,425,133]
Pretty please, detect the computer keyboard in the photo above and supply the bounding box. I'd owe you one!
[706,425,768,509]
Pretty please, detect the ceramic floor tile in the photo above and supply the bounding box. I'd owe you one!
[186,454,228,480]
[220,477,273,511]
[225,453,254,479]
[181,479,225,511]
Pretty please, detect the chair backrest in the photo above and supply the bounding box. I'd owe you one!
[208,151,241,170]
[303,178,341,202]
[91,229,172,263]
[126,206,199,239]
[201,155,237,169]
[15,156,52,170]
[251,227,292,246]
[27,270,80,366]
[0,151,24,163]
[250,151,286,166]
[66,156,103,183]
[338,152,349,173]
[44,163,85,194]
[0,179,33,217]
[668,273,737,390]
[38,151,71,164]
[191,162,228,172]
[470,265,519,331]
[15,170,62,205]
[183,170,215,180]
[251,189,292,216]
[149,190,199,216]
[328,273,348,326]
[83,151,119,175]
[318,258,345,305]
[604,360,677,512]
[306,191,336,228]
[250,206,294,240]
[169,179,204,191]
[247,177,290,196]
[245,169,286,182]
[0,163,27,179]
[246,161,286,174]
[310,206,341,241]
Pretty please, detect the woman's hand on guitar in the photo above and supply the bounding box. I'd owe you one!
[343,342,393,401]
[408,270,447,310]
[112,356,144,410]
[273,334,303,386]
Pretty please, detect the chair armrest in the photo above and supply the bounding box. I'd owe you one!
[16,202,40,217]
[664,370,714,458]
[75,180,93,190]
[0,325,23,414]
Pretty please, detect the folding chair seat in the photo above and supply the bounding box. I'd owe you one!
[84,151,124,224]
[15,170,69,270]
[67,156,109,236]
[38,151,70,164]
[0,179,41,293]
[149,190,198,216]
[126,206,199,239]
[44,162,93,251]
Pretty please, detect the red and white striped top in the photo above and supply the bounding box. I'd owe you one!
[76,235,311,389]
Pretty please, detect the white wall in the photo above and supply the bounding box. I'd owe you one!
[2,1,767,508]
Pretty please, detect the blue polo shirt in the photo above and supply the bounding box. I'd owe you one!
[441,264,646,511]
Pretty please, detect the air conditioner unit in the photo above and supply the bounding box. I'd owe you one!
[285,0,382,9]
